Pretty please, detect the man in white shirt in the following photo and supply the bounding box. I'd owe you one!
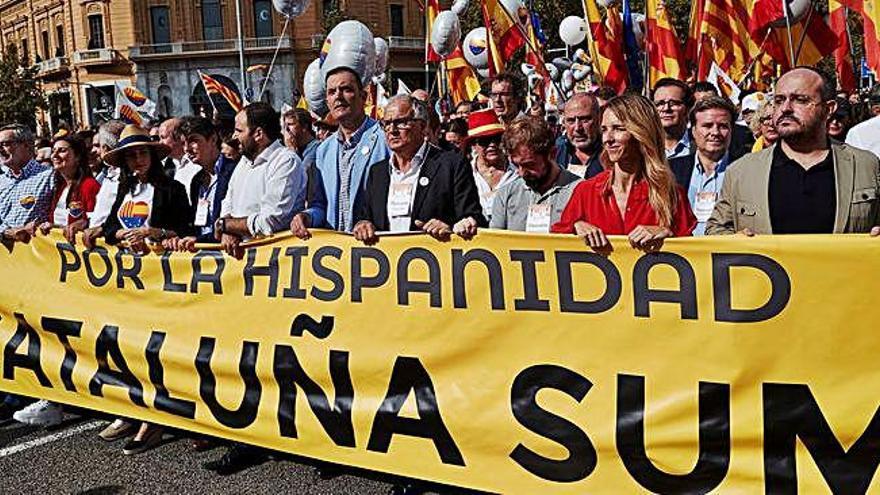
[159,117,201,197]
[845,93,880,159]
[217,102,306,258]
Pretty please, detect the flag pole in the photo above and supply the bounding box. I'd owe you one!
[844,7,861,90]
[782,0,796,66]
[197,70,220,115]
[580,0,606,85]
[235,0,248,99]
[258,17,291,101]
[791,4,815,66]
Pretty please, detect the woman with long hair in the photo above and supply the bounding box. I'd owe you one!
[38,135,101,242]
[552,94,696,250]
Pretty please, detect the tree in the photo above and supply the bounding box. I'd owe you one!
[0,44,47,130]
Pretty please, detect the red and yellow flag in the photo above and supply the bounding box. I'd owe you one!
[445,46,482,104]
[835,0,880,78]
[425,0,441,63]
[698,0,754,81]
[199,72,243,112]
[646,0,686,85]
[749,0,839,69]
[482,0,527,76]
[830,0,856,92]
[582,0,628,93]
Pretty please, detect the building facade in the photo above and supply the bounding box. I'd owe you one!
[1,0,427,132]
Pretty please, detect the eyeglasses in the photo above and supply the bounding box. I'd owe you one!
[771,94,819,108]
[489,91,513,100]
[0,140,20,148]
[653,99,685,109]
[473,135,502,147]
[380,117,422,130]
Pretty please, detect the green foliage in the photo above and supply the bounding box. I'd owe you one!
[322,0,352,33]
[0,45,46,130]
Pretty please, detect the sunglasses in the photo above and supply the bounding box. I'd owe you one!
[473,135,502,147]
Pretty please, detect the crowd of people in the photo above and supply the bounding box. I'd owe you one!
[2,61,880,490]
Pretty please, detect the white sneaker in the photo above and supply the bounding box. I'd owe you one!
[12,400,63,427]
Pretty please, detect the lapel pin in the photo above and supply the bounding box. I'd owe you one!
[419,177,429,186]
[360,146,369,156]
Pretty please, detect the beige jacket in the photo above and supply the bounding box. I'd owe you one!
[706,143,880,235]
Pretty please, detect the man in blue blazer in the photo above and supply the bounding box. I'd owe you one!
[291,67,390,237]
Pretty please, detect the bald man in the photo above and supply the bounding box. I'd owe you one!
[555,93,603,179]
[707,67,880,236]
[158,117,201,198]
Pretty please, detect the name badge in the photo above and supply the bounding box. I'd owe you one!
[694,191,718,222]
[526,203,552,233]
[568,164,588,179]
[194,198,210,226]
[388,183,415,218]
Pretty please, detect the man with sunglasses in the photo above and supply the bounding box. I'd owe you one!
[555,93,604,180]
[467,108,518,223]
[352,95,484,243]
[707,67,880,236]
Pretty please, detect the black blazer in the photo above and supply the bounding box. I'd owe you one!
[356,144,487,231]
[104,178,195,243]
[669,153,695,189]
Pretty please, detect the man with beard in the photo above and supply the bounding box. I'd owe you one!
[216,102,306,259]
[669,96,736,235]
[491,116,582,232]
[652,78,694,159]
[707,67,880,236]
[555,93,603,179]
[352,95,484,243]
[290,67,390,237]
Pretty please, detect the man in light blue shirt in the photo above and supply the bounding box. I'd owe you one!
[0,124,54,245]
[669,96,736,235]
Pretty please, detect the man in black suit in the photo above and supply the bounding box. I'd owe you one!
[352,95,486,244]
[668,96,737,235]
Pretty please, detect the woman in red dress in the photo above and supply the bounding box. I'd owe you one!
[551,94,696,250]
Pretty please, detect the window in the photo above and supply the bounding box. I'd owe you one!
[20,38,29,64]
[55,25,65,56]
[88,15,105,49]
[254,0,273,38]
[202,0,224,41]
[151,6,171,45]
[41,31,50,59]
[390,5,404,37]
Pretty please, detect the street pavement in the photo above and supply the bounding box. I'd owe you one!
[0,410,477,495]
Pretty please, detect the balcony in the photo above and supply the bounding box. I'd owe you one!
[72,48,121,66]
[388,36,423,50]
[35,56,70,77]
[129,36,292,60]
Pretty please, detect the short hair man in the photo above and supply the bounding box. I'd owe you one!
[282,108,320,206]
[163,116,238,251]
[0,124,53,246]
[846,92,880,159]
[669,96,736,235]
[158,117,201,196]
[489,72,525,126]
[556,93,603,180]
[691,81,719,101]
[652,78,695,159]
[492,116,582,232]
[707,67,880,236]
[218,102,307,257]
[290,67,390,238]
[352,95,485,243]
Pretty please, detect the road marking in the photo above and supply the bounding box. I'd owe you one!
[0,420,104,458]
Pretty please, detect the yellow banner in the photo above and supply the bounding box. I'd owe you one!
[1,231,879,493]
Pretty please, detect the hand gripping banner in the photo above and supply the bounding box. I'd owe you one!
[1,231,879,493]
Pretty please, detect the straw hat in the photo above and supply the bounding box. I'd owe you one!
[103,124,170,167]
[466,108,505,144]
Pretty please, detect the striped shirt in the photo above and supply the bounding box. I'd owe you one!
[336,118,370,231]
[0,159,54,232]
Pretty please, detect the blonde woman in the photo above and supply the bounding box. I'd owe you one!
[552,94,696,249]
[749,102,779,152]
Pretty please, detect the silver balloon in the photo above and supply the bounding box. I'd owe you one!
[562,69,575,92]
[770,0,811,26]
[304,58,328,117]
[463,27,489,71]
[559,16,587,46]
[545,63,559,81]
[451,0,469,15]
[374,38,389,75]
[272,0,310,18]
[521,63,536,77]
[500,0,528,25]
[571,62,592,81]
[431,11,461,58]
[321,20,377,85]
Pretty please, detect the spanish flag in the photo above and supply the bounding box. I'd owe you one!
[445,45,482,104]
[749,0,839,69]
[582,0,628,93]
[425,0,441,63]
[835,0,880,78]
[199,71,243,112]
[482,0,526,76]
[646,0,686,86]
[830,0,856,92]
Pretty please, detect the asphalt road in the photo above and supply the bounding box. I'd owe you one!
[0,410,475,495]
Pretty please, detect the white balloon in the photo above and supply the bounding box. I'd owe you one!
[451,0,469,15]
[273,0,311,18]
[770,0,811,26]
[373,73,387,84]
[527,73,542,89]
[431,11,461,58]
[463,27,489,71]
[559,16,587,46]
[303,59,328,117]
[320,20,376,85]
[573,48,590,64]
[477,68,490,78]
[631,12,645,47]
[571,62,592,81]
[521,63,536,76]
[500,0,528,25]
[596,0,618,7]
[545,63,559,81]
[562,69,575,92]
[373,38,389,75]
